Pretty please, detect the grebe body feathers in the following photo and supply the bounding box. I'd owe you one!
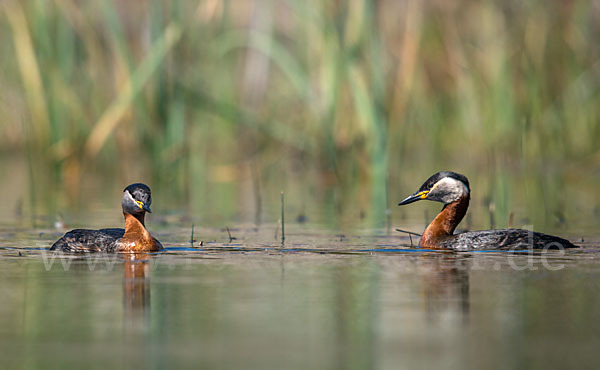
[398,171,577,250]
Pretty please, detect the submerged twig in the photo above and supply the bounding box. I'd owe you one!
[395,228,422,236]
[226,226,236,243]
[395,228,422,247]
[190,224,195,245]
[280,191,285,245]
[189,225,204,248]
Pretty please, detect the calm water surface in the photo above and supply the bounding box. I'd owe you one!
[1,225,599,370]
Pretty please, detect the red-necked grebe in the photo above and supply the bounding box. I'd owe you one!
[50,183,163,253]
[398,171,577,251]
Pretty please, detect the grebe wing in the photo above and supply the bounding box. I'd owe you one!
[50,228,125,253]
[440,229,577,251]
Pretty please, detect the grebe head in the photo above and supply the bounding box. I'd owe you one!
[398,171,470,206]
[122,183,153,215]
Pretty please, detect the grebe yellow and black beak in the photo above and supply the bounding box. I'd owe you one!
[136,200,152,213]
[398,190,429,206]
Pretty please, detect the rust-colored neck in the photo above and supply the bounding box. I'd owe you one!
[127,212,145,228]
[420,194,470,249]
[117,213,162,252]
[124,212,149,238]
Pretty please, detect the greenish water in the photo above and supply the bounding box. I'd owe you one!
[1,225,599,370]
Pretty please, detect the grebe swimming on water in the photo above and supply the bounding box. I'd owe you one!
[398,171,577,251]
[51,183,163,253]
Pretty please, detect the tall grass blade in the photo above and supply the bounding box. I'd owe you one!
[85,23,182,158]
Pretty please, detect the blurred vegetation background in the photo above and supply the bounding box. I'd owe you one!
[0,0,599,233]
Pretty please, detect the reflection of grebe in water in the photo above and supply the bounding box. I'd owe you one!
[50,184,163,253]
[418,254,470,319]
[123,254,151,316]
[398,171,578,250]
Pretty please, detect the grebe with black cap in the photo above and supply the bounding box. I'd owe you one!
[398,171,577,251]
[50,183,163,253]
